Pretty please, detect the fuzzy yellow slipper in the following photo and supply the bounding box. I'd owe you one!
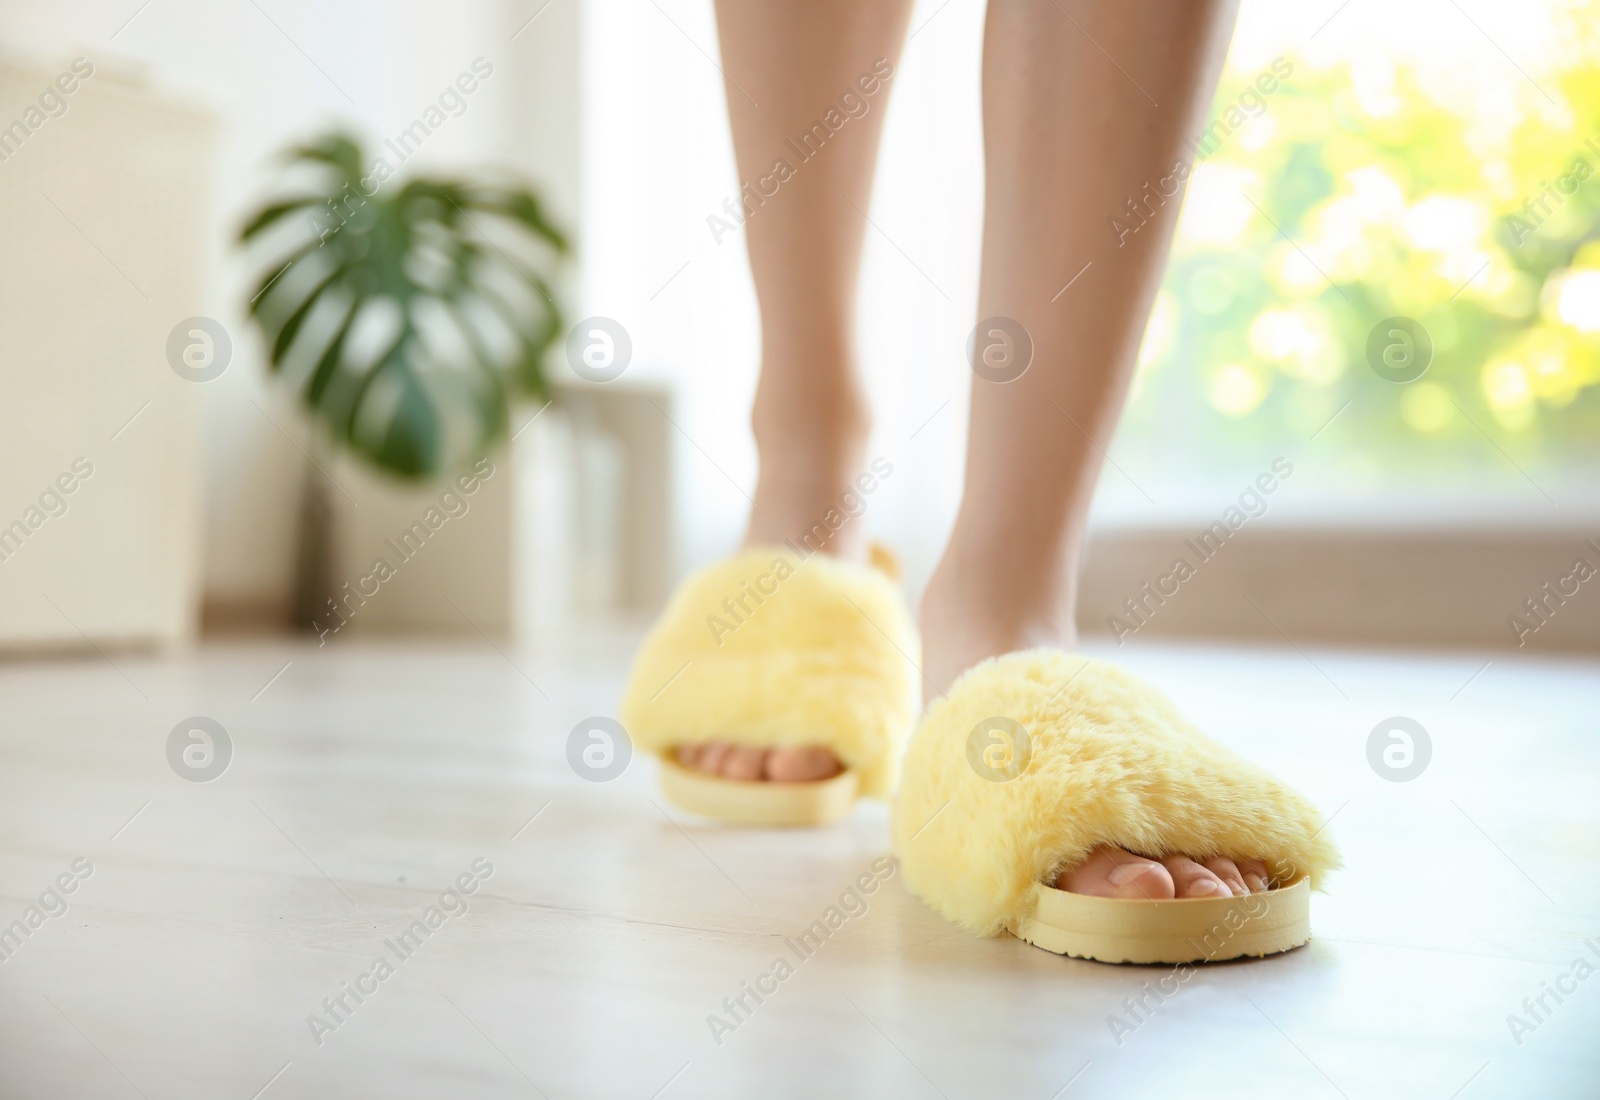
[620,545,919,825]
[890,650,1339,963]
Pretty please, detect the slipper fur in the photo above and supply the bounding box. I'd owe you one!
[620,547,919,799]
[890,650,1339,938]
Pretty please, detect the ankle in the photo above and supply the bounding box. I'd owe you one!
[920,565,1073,655]
[917,538,1079,698]
[747,394,873,560]
[745,464,872,559]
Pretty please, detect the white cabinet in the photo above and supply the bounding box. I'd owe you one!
[0,55,215,650]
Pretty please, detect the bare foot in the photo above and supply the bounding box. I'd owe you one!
[681,415,871,784]
[1055,846,1275,898]
[675,742,844,783]
[919,549,1280,899]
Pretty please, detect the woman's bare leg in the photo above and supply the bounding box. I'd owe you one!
[718,0,914,560]
[686,0,913,782]
[919,0,1247,893]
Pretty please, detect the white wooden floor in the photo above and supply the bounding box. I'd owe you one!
[1,631,1596,1099]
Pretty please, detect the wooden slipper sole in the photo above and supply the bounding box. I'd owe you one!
[658,757,859,826]
[1009,877,1311,964]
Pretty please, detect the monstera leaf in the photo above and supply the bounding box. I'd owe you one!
[239,134,566,479]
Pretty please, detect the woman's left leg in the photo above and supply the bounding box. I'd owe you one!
[919,0,1252,897]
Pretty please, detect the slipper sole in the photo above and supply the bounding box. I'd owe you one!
[658,757,860,826]
[1010,877,1311,964]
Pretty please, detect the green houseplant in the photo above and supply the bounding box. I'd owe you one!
[239,133,567,479]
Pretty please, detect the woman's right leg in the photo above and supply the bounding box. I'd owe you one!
[683,0,914,782]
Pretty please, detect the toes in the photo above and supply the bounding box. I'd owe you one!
[764,746,844,782]
[719,745,766,781]
[1058,849,1276,900]
[680,743,844,782]
[1201,856,1249,897]
[1058,846,1176,900]
[696,741,732,774]
[1162,855,1232,899]
[1236,857,1272,893]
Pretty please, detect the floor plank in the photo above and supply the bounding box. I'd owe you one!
[0,634,1596,1099]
